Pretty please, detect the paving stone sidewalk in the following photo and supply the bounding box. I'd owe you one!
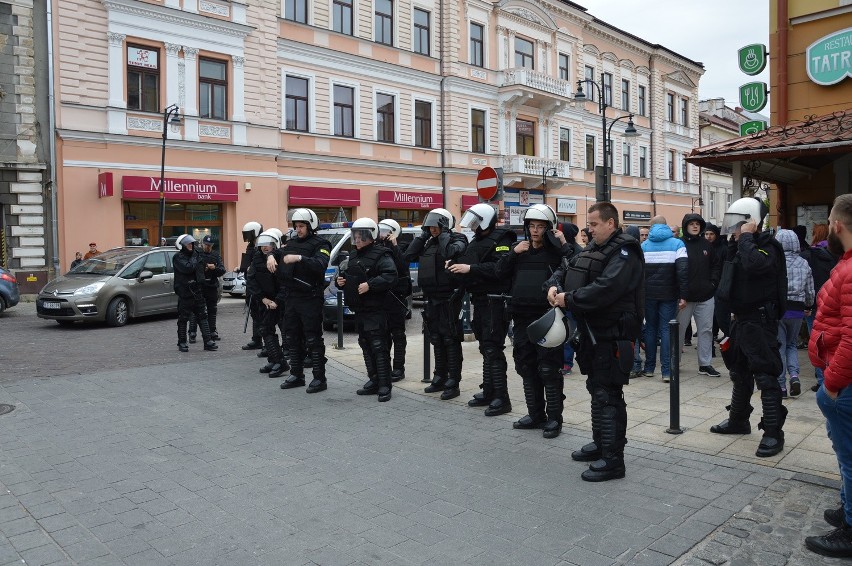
[0,352,842,565]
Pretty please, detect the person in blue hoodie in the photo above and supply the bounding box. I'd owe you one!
[640,216,688,382]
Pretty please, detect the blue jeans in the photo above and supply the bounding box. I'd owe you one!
[643,299,677,377]
[817,386,852,524]
[777,317,803,389]
[806,312,824,386]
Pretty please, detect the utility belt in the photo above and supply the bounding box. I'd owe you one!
[733,303,777,323]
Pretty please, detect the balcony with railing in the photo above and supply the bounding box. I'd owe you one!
[501,156,569,189]
[498,68,572,109]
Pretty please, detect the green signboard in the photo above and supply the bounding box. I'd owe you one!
[740,120,767,136]
[739,81,768,112]
[738,44,768,75]
[806,27,852,86]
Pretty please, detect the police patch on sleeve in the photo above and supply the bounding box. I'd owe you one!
[620,249,628,257]
[495,246,510,252]
[320,248,330,256]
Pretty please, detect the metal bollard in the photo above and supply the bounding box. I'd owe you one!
[422,321,432,383]
[666,319,683,434]
[334,290,345,350]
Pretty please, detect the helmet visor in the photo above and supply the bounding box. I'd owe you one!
[720,213,750,235]
[460,210,484,231]
[378,224,394,238]
[350,228,374,245]
[256,235,277,248]
[242,230,255,242]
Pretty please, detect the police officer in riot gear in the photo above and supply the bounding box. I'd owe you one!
[188,235,225,343]
[240,221,264,351]
[378,219,410,382]
[711,197,788,457]
[448,203,516,416]
[278,208,332,393]
[496,204,571,437]
[404,207,468,400]
[172,234,219,352]
[337,218,398,401]
[549,202,643,481]
[249,230,290,378]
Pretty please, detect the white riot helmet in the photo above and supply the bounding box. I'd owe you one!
[423,207,455,230]
[256,230,279,249]
[268,228,284,243]
[526,307,576,348]
[350,218,379,244]
[721,197,768,235]
[460,203,498,233]
[378,218,401,240]
[242,221,263,243]
[289,208,319,231]
[175,233,196,251]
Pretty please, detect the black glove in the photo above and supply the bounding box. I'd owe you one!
[437,217,450,232]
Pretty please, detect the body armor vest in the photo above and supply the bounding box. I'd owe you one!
[418,238,453,297]
[342,244,390,312]
[510,244,562,309]
[380,241,411,297]
[457,227,515,296]
[725,234,786,317]
[279,235,327,294]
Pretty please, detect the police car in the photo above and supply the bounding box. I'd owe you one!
[317,222,420,330]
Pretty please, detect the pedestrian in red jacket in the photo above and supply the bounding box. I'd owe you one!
[806,193,852,558]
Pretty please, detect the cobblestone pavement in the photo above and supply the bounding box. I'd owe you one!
[0,300,843,565]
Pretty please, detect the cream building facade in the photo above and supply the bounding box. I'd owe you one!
[52,0,704,269]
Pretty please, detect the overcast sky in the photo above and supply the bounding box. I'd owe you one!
[577,0,770,107]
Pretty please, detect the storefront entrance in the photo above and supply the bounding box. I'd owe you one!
[123,201,224,256]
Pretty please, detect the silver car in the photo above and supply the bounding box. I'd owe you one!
[37,246,179,327]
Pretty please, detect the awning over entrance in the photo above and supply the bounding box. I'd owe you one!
[687,110,852,185]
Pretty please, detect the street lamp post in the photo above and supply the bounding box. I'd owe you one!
[573,75,639,202]
[158,104,182,246]
[542,166,557,191]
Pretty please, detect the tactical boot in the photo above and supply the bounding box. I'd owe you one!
[199,319,218,351]
[469,357,493,408]
[390,329,406,382]
[259,363,274,373]
[756,398,787,458]
[424,375,448,393]
[357,378,379,395]
[188,333,197,344]
[257,348,268,358]
[242,339,262,350]
[513,414,546,429]
[485,397,511,417]
[514,372,545,429]
[442,339,463,401]
[468,391,489,407]
[571,442,602,462]
[268,363,288,378]
[485,359,511,416]
[440,379,460,400]
[581,406,625,482]
[377,379,392,402]
[391,369,405,383]
[280,374,305,389]
[426,342,448,385]
[177,320,189,352]
[542,369,564,439]
[710,379,754,434]
[210,331,220,341]
[572,395,604,461]
[306,378,327,394]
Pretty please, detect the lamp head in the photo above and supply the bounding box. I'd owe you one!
[573,82,587,103]
[623,114,639,138]
[169,107,182,126]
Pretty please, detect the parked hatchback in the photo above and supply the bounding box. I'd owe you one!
[37,246,179,327]
[0,266,20,314]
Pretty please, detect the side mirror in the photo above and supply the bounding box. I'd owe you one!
[138,270,154,281]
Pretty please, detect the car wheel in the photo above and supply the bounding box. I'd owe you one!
[106,297,129,327]
[56,320,75,327]
[0,298,5,315]
[323,321,335,331]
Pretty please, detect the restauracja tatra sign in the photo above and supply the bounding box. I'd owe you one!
[807,27,852,86]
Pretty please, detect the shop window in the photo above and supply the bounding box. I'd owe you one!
[286,75,309,132]
[333,0,353,34]
[375,0,393,46]
[123,202,223,257]
[515,37,534,69]
[127,45,160,113]
[414,100,431,148]
[469,22,484,67]
[414,8,430,56]
[378,208,427,226]
[200,58,227,120]
[516,119,534,156]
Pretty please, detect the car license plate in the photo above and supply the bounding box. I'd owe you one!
[222,285,233,290]
[42,301,61,309]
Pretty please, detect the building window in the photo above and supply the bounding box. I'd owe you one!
[375,0,393,46]
[709,192,716,218]
[333,85,354,137]
[622,142,631,175]
[585,134,595,171]
[602,73,612,106]
[470,23,484,67]
[376,92,395,142]
[558,53,570,81]
[639,146,647,177]
[414,100,431,147]
[559,128,570,162]
[638,85,646,116]
[607,139,613,168]
[333,0,353,35]
[666,93,675,122]
[413,8,430,56]
[199,58,227,120]
[667,150,675,180]
[285,75,308,131]
[681,97,688,125]
[621,79,630,111]
[471,109,485,153]
[682,153,688,181]
[127,45,160,113]
[515,37,534,69]
[516,119,535,156]
[584,65,596,101]
[285,0,307,23]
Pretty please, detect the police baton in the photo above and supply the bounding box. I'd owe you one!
[243,295,252,333]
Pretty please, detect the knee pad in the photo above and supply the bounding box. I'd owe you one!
[593,387,610,405]
[370,338,388,353]
[754,373,777,391]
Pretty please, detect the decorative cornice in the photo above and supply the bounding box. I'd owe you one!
[101,0,254,39]
[199,124,232,138]
[199,0,229,17]
[164,42,182,56]
[232,55,245,68]
[504,7,546,26]
[127,116,161,132]
[183,46,199,58]
[107,32,126,47]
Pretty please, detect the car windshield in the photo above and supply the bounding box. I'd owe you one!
[68,249,142,276]
[321,232,347,248]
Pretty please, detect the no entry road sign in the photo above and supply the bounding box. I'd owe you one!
[476,167,501,201]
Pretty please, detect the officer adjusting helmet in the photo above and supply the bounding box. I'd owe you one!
[460,203,498,234]
[378,218,401,240]
[526,307,576,348]
[242,221,263,243]
[423,207,455,231]
[256,230,279,250]
[521,203,557,241]
[289,208,319,232]
[267,228,284,243]
[350,218,379,245]
[175,233,196,251]
[721,197,768,235]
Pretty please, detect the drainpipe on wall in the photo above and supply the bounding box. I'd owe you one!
[46,0,59,276]
[777,0,788,126]
[439,0,447,208]
[648,53,657,216]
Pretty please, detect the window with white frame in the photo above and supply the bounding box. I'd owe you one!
[333,0,353,35]
[666,93,675,122]
[516,119,535,155]
[470,22,484,67]
[413,8,430,56]
[667,150,675,180]
[558,53,570,81]
[682,153,688,181]
[515,37,534,69]
[639,146,647,177]
[584,65,596,101]
[559,128,570,162]
[709,192,716,218]
[681,97,688,125]
[376,92,395,142]
[285,0,307,23]
[333,84,354,137]
[127,45,160,113]
[375,0,393,46]
[414,100,431,147]
[585,134,595,170]
[638,85,646,116]
[200,58,227,120]
[471,108,486,153]
[602,73,612,107]
[285,75,309,131]
[622,142,631,175]
[607,139,613,168]
[621,79,630,111]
